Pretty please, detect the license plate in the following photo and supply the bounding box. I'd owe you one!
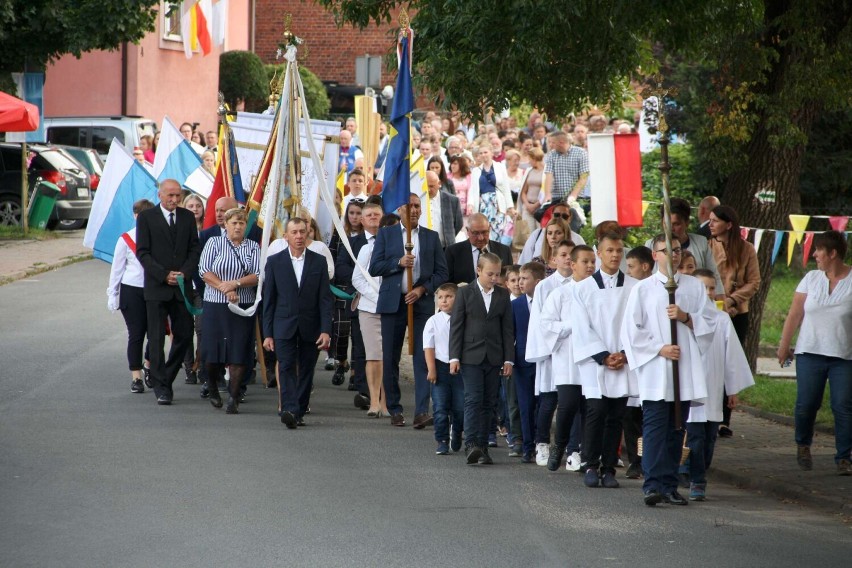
[78,187,89,197]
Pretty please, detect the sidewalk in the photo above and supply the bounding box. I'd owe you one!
[0,230,92,285]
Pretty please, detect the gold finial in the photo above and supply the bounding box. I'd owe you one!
[641,73,678,134]
[399,7,410,36]
[281,13,293,44]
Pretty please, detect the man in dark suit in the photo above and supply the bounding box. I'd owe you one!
[444,213,513,284]
[421,171,463,248]
[449,252,515,464]
[369,192,448,428]
[135,179,202,405]
[262,218,333,429]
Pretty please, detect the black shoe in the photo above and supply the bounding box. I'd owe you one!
[547,445,566,472]
[478,448,494,465]
[663,491,688,506]
[296,417,306,427]
[143,367,152,389]
[450,429,462,453]
[521,451,535,464]
[209,391,223,409]
[347,378,357,391]
[130,379,145,393]
[625,462,642,479]
[466,446,483,465]
[644,490,663,507]
[353,393,370,409]
[281,411,297,429]
[584,468,601,487]
[225,396,239,414]
[156,394,172,405]
[601,471,620,488]
[718,425,733,438]
[183,362,197,384]
[239,391,247,403]
[199,383,210,399]
[332,365,347,386]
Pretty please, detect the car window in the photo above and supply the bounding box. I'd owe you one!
[37,149,84,171]
[92,126,124,155]
[47,127,86,147]
[1,147,21,172]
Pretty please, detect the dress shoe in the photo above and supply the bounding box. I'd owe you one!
[209,392,223,409]
[143,367,153,389]
[466,446,483,465]
[450,429,462,453]
[225,397,239,414]
[601,471,619,488]
[718,425,733,438]
[584,468,601,487]
[280,411,297,429]
[413,413,431,429]
[625,462,643,479]
[296,417,306,427]
[643,490,663,507]
[347,375,357,391]
[391,413,406,427]
[366,409,379,417]
[199,382,210,399]
[797,445,813,470]
[183,362,198,384]
[265,368,277,388]
[324,356,336,370]
[156,394,172,405]
[478,448,494,465]
[521,451,535,464]
[547,445,566,472]
[332,364,347,386]
[663,491,689,505]
[353,393,370,410]
[130,379,144,393]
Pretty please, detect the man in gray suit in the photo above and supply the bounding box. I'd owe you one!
[421,171,463,248]
[449,253,515,465]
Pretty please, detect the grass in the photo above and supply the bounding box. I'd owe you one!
[0,226,58,240]
[739,375,834,429]
[758,266,806,347]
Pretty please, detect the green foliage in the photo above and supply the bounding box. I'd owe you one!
[0,0,159,72]
[265,64,331,120]
[641,144,704,205]
[219,51,269,113]
[739,375,833,429]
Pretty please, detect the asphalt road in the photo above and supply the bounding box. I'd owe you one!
[1,260,849,567]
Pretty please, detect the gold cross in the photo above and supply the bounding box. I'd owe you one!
[641,73,678,135]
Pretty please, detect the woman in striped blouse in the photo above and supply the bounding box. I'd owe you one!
[199,208,261,414]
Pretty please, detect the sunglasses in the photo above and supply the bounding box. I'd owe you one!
[551,212,571,220]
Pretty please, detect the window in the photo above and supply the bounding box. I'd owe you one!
[47,127,86,148]
[355,55,382,88]
[92,127,125,156]
[162,1,182,42]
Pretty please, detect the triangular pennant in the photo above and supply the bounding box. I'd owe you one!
[789,214,810,245]
[770,231,783,265]
[641,200,650,217]
[753,229,765,253]
[802,232,815,268]
[740,227,750,241]
[787,229,797,266]
[828,216,849,232]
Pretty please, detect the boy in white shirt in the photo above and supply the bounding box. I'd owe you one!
[425,283,461,455]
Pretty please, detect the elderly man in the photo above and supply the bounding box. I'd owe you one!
[345,116,361,147]
[444,213,513,284]
[696,196,720,238]
[420,171,463,248]
[544,131,589,204]
[339,129,363,175]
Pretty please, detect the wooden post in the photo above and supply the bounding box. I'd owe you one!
[405,203,415,355]
[21,140,29,234]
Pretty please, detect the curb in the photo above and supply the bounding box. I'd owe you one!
[0,251,93,286]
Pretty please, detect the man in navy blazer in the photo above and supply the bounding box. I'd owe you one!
[262,218,333,429]
[369,193,448,427]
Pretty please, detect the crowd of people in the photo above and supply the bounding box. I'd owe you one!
[106,111,852,509]
[131,121,219,177]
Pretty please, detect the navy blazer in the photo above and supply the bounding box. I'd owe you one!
[368,224,448,315]
[262,248,333,342]
[511,295,533,368]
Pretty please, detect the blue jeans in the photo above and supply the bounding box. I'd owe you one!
[514,365,537,454]
[642,400,690,494]
[795,353,852,463]
[380,300,430,416]
[462,362,501,449]
[432,361,464,443]
[685,421,719,485]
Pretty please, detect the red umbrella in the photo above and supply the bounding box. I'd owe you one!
[0,90,39,132]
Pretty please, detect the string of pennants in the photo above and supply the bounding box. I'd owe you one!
[640,201,850,268]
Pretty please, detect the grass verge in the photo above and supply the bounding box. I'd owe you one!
[739,375,834,429]
[0,226,59,240]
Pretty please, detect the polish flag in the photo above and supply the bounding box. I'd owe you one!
[588,133,643,227]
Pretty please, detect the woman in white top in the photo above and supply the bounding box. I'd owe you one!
[777,230,852,475]
[469,146,514,242]
[106,199,155,394]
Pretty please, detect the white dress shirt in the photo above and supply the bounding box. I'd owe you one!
[289,249,306,285]
[400,224,420,293]
[352,232,380,313]
[423,310,452,363]
[106,228,144,310]
[420,192,443,245]
[160,205,176,226]
[477,281,494,312]
[267,239,335,279]
[600,269,618,289]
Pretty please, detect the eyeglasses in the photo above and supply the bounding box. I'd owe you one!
[655,247,682,254]
[468,230,489,237]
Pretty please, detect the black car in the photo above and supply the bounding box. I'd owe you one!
[0,143,92,229]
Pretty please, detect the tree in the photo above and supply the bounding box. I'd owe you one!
[219,51,269,113]
[264,64,331,119]
[319,0,852,368]
[0,0,159,73]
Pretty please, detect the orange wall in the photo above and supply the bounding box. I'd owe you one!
[45,1,251,133]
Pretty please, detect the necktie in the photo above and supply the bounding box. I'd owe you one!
[169,212,175,229]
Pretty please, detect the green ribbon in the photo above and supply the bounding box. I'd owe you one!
[330,285,356,300]
[176,274,204,316]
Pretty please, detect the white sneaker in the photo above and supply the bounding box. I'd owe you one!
[535,443,550,466]
[616,458,625,468]
[565,451,582,471]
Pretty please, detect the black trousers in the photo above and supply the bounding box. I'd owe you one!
[724,312,749,426]
[622,405,643,466]
[554,384,584,450]
[119,284,147,371]
[331,297,352,362]
[349,313,368,396]
[535,391,558,445]
[275,335,320,418]
[145,294,194,398]
[581,396,628,473]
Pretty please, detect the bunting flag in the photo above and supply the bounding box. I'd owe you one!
[802,232,815,267]
[788,214,811,244]
[771,231,784,265]
[588,132,643,227]
[381,26,415,214]
[641,200,650,217]
[740,227,750,241]
[753,229,765,254]
[829,216,850,232]
[181,1,213,59]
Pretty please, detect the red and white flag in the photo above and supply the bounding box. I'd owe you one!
[588,133,643,227]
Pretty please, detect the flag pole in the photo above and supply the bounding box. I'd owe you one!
[400,11,415,356]
[642,74,683,428]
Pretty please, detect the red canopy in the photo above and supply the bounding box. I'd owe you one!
[0,91,39,132]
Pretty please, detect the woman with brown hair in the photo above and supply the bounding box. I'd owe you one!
[708,204,760,437]
[532,217,571,277]
[447,154,472,217]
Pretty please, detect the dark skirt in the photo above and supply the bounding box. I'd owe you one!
[201,301,255,365]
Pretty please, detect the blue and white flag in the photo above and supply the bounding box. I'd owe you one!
[153,116,214,198]
[83,139,159,263]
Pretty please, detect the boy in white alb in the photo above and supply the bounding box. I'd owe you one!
[683,269,753,500]
[621,234,717,507]
[425,283,462,455]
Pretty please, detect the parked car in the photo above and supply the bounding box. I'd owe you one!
[0,143,92,229]
[58,146,104,193]
[43,116,158,161]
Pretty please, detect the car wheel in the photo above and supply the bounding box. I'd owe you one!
[56,219,86,231]
[0,195,22,226]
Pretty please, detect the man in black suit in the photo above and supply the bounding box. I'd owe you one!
[421,171,463,248]
[444,213,513,284]
[449,252,515,465]
[262,218,333,429]
[135,179,202,405]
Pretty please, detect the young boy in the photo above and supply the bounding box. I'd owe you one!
[425,283,462,455]
[512,262,546,463]
[503,264,522,301]
[526,240,575,465]
[678,250,697,276]
[572,233,638,488]
[683,269,753,500]
[626,246,654,281]
[500,263,524,452]
[540,245,597,472]
[343,168,368,211]
[621,234,717,506]
[450,253,515,465]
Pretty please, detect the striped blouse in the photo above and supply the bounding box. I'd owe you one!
[199,235,261,304]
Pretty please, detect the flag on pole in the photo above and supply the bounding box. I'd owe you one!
[83,140,159,263]
[153,116,214,198]
[588,133,643,227]
[203,121,244,228]
[211,0,228,47]
[181,0,213,58]
[381,27,415,214]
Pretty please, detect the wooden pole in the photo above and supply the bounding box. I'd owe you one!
[405,203,415,355]
[21,140,29,234]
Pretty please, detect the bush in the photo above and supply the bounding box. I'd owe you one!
[219,51,268,112]
[264,64,330,120]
